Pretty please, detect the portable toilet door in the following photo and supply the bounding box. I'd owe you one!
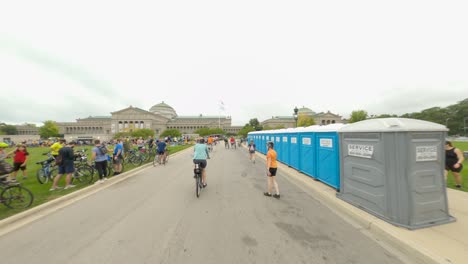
[278,129,289,164]
[289,128,302,170]
[274,131,282,162]
[314,124,346,190]
[283,128,296,166]
[298,125,320,177]
[261,133,266,154]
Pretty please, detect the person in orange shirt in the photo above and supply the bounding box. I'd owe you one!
[264,141,280,199]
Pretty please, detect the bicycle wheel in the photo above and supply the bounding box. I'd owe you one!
[153,154,159,166]
[72,166,94,184]
[36,169,48,184]
[130,155,143,166]
[195,175,201,198]
[1,185,34,209]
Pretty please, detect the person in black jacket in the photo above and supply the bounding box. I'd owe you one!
[445,141,465,188]
[50,141,76,191]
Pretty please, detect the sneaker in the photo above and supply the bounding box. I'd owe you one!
[64,184,76,190]
[203,183,207,188]
[23,176,28,180]
[455,185,462,188]
[104,177,108,181]
[273,194,281,199]
[264,192,272,197]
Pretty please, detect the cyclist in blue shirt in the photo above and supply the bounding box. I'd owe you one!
[157,139,167,164]
[193,138,210,187]
[113,139,124,175]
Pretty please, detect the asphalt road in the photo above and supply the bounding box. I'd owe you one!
[0,144,405,264]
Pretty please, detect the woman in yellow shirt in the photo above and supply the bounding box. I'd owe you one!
[264,141,280,199]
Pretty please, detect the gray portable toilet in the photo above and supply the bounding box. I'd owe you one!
[337,118,455,229]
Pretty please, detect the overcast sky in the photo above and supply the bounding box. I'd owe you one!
[1,0,467,126]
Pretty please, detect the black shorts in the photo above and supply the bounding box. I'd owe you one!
[193,159,207,169]
[268,168,277,177]
[13,162,27,171]
[157,150,165,155]
[446,164,463,173]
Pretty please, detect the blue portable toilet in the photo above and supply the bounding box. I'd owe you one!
[288,127,303,170]
[261,133,266,154]
[282,128,296,166]
[275,129,287,163]
[263,134,270,154]
[298,125,321,178]
[314,124,347,190]
[299,125,320,177]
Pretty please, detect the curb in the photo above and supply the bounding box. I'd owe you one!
[253,149,446,264]
[0,146,194,235]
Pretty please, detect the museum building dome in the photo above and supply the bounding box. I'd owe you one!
[149,101,178,119]
[298,106,316,116]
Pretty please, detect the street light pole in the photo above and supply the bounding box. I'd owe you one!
[293,106,299,128]
[445,118,450,127]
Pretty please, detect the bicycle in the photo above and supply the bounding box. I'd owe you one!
[71,149,95,184]
[36,153,58,184]
[0,175,34,209]
[126,149,145,166]
[193,162,203,198]
[153,149,169,166]
[230,141,237,149]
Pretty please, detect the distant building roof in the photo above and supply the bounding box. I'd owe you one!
[149,101,177,119]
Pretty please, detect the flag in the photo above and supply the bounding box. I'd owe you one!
[219,100,225,112]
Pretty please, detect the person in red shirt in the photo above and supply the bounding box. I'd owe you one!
[11,144,29,181]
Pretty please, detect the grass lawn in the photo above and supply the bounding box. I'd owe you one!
[0,144,193,220]
[446,141,468,192]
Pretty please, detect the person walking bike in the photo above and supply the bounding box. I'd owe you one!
[193,138,210,188]
[264,141,280,199]
[50,141,76,191]
[445,141,465,188]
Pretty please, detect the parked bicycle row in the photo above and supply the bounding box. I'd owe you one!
[0,137,173,210]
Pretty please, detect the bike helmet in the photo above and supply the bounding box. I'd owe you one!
[267,141,274,149]
[0,142,8,148]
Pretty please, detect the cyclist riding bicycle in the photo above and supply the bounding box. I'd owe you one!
[229,136,236,148]
[156,138,167,164]
[207,136,214,151]
[193,138,210,188]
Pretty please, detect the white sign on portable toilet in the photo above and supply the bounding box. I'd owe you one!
[348,144,374,158]
[320,138,333,148]
[416,146,438,162]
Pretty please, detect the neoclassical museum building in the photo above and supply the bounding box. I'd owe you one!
[7,103,345,143]
[52,102,242,141]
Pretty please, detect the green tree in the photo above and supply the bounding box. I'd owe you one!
[194,127,211,136]
[160,129,181,138]
[131,128,155,139]
[0,125,17,135]
[297,113,315,127]
[194,127,226,136]
[113,132,131,139]
[349,110,368,123]
[238,125,255,138]
[247,118,263,131]
[39,120,60,139]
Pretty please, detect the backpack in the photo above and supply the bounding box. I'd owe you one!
[99,145,108,155]
[0,160,13,175]
[55,154,63,166]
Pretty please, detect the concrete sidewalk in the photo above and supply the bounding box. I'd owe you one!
[255,149,467,264]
